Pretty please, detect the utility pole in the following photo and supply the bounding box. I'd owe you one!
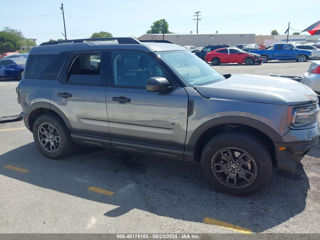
[161,19,165,40]
[193,11,201,34]
[60,3,67,40]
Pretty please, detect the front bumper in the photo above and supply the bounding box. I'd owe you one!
[275,126,319,172]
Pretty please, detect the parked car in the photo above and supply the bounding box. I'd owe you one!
[250,43,312,63]
[5,53,29,59]
[205,47,262,65]
[195,45,229,60]
[303,61,320,94]
[295,45,320,59]
[0,57,26,80]
[17,37,319,196]
[184,45,196,51]
[0,52,19,59]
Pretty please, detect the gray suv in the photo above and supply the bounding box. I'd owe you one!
[17,37,320,196]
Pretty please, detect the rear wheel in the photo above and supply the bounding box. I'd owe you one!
[200,132,272,196]
[297,55,307,62]
[33,113,73,159]
[261,55,268,63]
[211,57,220,65]
[244,57,254,65]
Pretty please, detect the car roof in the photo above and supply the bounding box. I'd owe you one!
[214,47,228,51]
[30,38,185,55]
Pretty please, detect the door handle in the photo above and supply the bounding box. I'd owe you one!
[112,96,131,103]
[57,92,72,98]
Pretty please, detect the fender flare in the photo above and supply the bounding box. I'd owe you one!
[26,102,72,131]
[185,116,283,160]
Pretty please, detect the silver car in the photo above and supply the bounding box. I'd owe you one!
[303,61,320,94]
[296,45,320,59]
[17,37,320,196]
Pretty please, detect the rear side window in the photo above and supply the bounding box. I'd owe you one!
[67,54,101,85]
[25,54,65,80]
[217,49,228,53]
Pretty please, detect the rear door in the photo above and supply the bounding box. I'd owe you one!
[50,52,109,140]
[105,50,188,157]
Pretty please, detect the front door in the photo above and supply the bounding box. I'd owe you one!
[105,51,189,157]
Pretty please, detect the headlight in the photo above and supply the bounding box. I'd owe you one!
[291,105,318,128]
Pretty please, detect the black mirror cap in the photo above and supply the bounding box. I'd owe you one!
[146,77,171,93]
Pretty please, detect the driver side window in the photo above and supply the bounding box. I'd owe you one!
[112,52,165,88]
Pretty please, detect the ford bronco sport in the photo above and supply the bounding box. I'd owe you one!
[17,37,320,196]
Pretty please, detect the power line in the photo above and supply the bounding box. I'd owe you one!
[0,13,59,20]
[193,11,201,34]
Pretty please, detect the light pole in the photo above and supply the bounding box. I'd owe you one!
[60,3,67,40]
[193,11,201,34]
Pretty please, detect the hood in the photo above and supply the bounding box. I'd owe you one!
[195,74,317,105]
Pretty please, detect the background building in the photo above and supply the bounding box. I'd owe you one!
[139,33,319,47]
[138,34,255,47]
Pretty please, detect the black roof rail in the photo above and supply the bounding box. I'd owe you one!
[140,40,172,43]
[40,37,141,46]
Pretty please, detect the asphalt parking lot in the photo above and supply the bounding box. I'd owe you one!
[0,61,320,234]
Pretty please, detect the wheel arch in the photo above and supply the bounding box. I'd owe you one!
[185,117,282,165]
[27,103,72,132]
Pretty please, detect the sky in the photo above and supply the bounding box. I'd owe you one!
[0,0,319,44]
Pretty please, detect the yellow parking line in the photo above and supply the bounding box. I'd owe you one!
[203,217,252,234]
[88,186,114,196]
[4,165,30,173]
[0,127,26,132]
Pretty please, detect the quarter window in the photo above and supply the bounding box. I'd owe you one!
[25,54,66,80]
[112,52,165,88]
[68,54,101,85]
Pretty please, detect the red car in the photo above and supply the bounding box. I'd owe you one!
[205,47,262,65]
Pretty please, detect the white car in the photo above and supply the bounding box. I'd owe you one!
[303,61,320,94]
[296,45,320,59]
[184,45,196,51]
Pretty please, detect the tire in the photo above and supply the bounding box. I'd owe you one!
[244,57,254,65]
[32,113,73,159]
[200,132,272,196]
[261,55,268,63]
[297,55,307,62]
[211,57,220,65]
[18,71,23,80]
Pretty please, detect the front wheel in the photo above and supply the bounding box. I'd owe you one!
[200,132,272,196]
[33,113,73,159]
[297,55,307,62]
[244,57,254,65]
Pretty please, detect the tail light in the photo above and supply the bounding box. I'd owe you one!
[311,65,320,74]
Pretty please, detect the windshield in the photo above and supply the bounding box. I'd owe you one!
[158,50,224,86]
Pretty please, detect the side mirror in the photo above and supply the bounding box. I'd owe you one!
[146,77,172,93]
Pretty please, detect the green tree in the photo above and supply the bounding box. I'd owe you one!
[0,27,36,53]
[90,31,113,38]
[271,29,279,35]
[147,19,171,34]
[0,27,24,53]
[293,32,300,35]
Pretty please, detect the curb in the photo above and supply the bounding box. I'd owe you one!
[0,113,22,123]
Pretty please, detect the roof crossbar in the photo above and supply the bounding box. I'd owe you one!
[40,37,140,46]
